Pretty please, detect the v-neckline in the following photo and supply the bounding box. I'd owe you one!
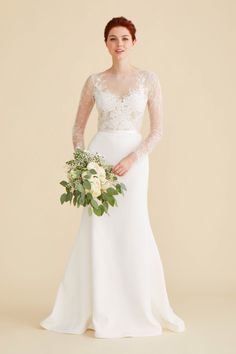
[94,69,145,102]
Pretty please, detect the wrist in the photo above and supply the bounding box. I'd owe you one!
[128,152,137,163]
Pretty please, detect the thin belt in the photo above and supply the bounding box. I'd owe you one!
[97,129,141,135]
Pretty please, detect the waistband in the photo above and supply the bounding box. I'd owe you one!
[97,129,141,135]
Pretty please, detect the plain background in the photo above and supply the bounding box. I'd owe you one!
[1,0,235,353]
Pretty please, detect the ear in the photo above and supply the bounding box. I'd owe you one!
[132,39,137,46]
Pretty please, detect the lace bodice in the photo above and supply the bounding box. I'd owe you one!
[72,68,163,160]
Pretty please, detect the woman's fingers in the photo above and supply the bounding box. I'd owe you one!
[113,167,123,175]
[112,160,129,175]
[112,164,121,173]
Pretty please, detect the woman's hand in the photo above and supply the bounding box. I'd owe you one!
[112,152,137,176]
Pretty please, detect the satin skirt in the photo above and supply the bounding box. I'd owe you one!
[40,130,186,338]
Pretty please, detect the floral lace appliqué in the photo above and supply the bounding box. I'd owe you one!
[72,69,163,160]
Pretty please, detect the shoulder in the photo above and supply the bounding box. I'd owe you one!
[142,70,162,95]
[85,73,96,82]
[81,73,98,88]
[141,69,160,82]
[84,72,102,86]
[137,69,161,90]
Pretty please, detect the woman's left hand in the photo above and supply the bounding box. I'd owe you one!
[112,152,137,176]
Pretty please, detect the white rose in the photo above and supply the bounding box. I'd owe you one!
[98,173,107,183]
[101,179,113,191]
[87,161,100,173]
[83,173,101,197]
[87,162,106,180]
[89,175,101,198]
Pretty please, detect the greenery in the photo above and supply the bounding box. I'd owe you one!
[59,148,127,216]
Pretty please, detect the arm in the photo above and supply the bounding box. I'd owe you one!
[72,74,95,151]
[132,71,164,160]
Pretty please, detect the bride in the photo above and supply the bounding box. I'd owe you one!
[40,16,186,338]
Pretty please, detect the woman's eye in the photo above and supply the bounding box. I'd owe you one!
[110,38,129,41]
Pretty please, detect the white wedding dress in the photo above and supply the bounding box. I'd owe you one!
[40,68,186,338]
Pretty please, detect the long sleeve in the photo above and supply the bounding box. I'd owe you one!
[132,71,164,160]
[72,74,95,151]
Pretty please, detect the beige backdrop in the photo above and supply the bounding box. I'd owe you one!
[1,0,235,352]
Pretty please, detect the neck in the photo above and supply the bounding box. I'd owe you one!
[109,58,136,75]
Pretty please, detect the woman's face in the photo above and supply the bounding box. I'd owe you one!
[105,26,136,59]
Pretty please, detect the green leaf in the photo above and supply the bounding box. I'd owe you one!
[89,169,97,174]
[77,195,81,207]
[60,180,68,187]
[107,194,115,206]
[120,182,127,191]
[91,198,99,209]
[115,184,121,193]
[84,194,91,206]
[83,179,91,190]
[88,206,93,216]
[80,192,85,205]
[60,193,67,204]
[107,187,117,195]
[102,192,109,201]
[102,201,108,212]
[99,204,105,215]
[93,206,102,216]
[78,184,85,193]
[86,192,92,202]
[67,191,74,201]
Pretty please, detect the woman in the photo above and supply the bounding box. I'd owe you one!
[40,16,186,338]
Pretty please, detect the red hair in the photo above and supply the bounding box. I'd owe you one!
[104,16,136,42]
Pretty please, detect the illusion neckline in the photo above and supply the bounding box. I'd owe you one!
[94,69,146,102]
[99,67,143,77]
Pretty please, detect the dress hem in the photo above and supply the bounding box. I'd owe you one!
[40,321,185,338]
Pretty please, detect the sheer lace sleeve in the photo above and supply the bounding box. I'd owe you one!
[72,74,95,151]
[132,71,164,160]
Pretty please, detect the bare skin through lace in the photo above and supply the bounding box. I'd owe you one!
[72,69,163,160]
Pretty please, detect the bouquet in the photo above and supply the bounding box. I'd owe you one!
[59,148,127,216]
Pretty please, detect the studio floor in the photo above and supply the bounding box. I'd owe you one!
[1,294,235,354]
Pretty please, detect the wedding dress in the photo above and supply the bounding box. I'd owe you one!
[40,68,186,338]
